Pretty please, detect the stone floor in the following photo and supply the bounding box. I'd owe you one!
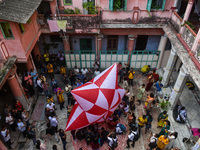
[12,69,200,150]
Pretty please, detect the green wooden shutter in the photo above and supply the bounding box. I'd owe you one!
[146,0,152,11]
[109,0,113,11]
[162,0,166,11]
[124,0,127,11]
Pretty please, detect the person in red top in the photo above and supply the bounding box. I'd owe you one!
[117,62,122,73]
[91,139,100,150]
[15,100,23,111]
[152,69,159,82]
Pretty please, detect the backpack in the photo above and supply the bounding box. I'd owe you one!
[118,124,126,132]
[133,132,139,141]
[112,138,118,148]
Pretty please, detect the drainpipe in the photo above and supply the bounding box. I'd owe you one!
[191,28,200,54]
[179,0,195,34]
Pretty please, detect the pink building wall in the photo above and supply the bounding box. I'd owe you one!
[0,11,41,62]
[60,0,84,13]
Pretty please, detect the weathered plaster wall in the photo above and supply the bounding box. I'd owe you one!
[0,20,26,60]
[61,0,84,13]
[146,35,161,53]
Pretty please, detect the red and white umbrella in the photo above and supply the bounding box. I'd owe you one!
[65,63,126,131]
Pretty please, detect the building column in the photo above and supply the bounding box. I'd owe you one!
[179,0,195,34]
[33,42,41,58]
[191,28,200,54]
[96,34,103,61]
[7,69,29,110]
[50,0,57,16]
[175,58,182,71]
[157,34,168,69]
[128,35,136,63]
[170,65,189,108]
[162,47,177,87]
[62,35,71,51]
[26,54,36,71]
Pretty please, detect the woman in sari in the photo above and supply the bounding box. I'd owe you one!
[157,111,168,128]
[157,134,170,150]
[145,73,154,92]
[159,120,170,136]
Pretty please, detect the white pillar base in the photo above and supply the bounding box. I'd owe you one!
[170,65,189,108]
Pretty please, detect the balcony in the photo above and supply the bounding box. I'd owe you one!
[101,9,171,24]
[38,12,101,33]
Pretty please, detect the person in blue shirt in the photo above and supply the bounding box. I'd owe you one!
[77,72,85,83]
[30,69,38,87]
[154,82,163,97]
[77,79,83,87]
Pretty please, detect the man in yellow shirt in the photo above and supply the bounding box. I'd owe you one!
[46,63,54,78]
[138,115,147,136]
[128,68,135,86]
[57,90,65,110]
[44,51,50,64]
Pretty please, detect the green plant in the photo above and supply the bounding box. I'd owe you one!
[159,77,163,82]
[159,99,171,111]
[181,21,195,30]
[82,2,98,14]
[65,8,75,14]
[113,0,122,10]
[74,7,81,14]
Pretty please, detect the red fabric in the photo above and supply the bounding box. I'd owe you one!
[91,141,100,149]
[15,101,23,110]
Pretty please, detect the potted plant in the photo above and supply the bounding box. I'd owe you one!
[158,98,171,111]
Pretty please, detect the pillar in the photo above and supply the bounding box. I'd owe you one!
[26,54,36,71]
[96,34,103,61]
[162,47,177,87]
[62,35,71,51]
[128,35,136,63]
[7,70,29,110]
[33,42,41,58]
[169,65,188,108]
[179,0,195,34]
[157,34,168,69]
[50,0,57,16]
[191,28,200,54]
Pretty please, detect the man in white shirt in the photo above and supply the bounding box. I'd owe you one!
[1,126,12,149]
[81,67,88,77]
[74,66,79,76]
[107,132,118,149]
[46,102,55,113]
[50,115,58,132]
[115,123,123,135]
[126,127,138,148]
[5,113,15,131]
[148,133,159,150]
[94,68,100,77]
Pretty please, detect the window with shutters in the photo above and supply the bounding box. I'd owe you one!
[146,0,166,11]
[0,22,14,39]
[109,0,127,11]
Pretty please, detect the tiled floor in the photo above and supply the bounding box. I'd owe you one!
[16,69,200,150]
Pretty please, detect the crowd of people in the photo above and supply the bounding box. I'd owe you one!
[0,56,183,150]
